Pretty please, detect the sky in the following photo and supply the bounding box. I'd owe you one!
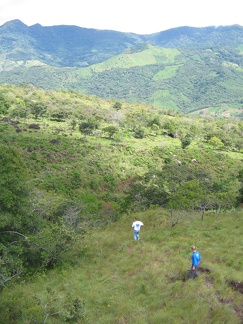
[0,0,243,34]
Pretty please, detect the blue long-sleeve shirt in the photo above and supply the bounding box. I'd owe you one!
[191,251,201,267]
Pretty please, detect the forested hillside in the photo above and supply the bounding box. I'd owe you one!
[1,21,243,116]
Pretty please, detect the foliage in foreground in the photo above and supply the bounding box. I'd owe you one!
[0,209,242,323]
[0,84,242,286]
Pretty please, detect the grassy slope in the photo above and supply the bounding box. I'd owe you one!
[0,86,242,323]
[0,209,242,323]
[77,45,179,74]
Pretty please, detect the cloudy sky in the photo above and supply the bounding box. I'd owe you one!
[1,0,242,34]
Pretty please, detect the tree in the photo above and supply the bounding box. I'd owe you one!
[0,144,28,215]
[0,145,76,284]
[8,103,29,119]
[136,161,238,221]
[102,125,118,139]
[49,110,68,122]
[180,135,191,149]
[147,116,161,127]
[79,118,99,136]
[208,136,224,149]
[70,119,77,130]
[0,144,30,285]
[113,101,122,110]
[133,127,145,139]
[29,101,47,119]
[0,94,10,114]
[236,169,243,205]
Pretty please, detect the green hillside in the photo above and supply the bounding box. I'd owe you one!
[0,85,242,323]
[1,21,243,117]
[0,209,242,323]
[75,45,243,117]
[1,44,242,118]
[77,45,180,74]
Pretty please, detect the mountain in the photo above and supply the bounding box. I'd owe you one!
[0,20,243,117]
[1,20,243,67]
[0,19,145,67]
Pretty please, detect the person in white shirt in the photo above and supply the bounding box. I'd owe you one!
[132,217,144,240]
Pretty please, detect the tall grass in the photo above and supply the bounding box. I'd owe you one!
[0,209,242,323]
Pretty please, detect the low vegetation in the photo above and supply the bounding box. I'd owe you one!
[0,84,242,323]
[0,209,242,323]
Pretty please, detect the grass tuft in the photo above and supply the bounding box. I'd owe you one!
[0,209,242,323]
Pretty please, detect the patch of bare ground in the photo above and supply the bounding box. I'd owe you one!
[198,266,210,274]
[221,280,243,320]
[168,267,243,320]
[228,281,243,294]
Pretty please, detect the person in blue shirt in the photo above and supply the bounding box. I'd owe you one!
[189,245,201,279]
[132,217,144,240]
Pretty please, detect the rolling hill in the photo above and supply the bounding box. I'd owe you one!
[0,84,242,323]
[0,20,243,117]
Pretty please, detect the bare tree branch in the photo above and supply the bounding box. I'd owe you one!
[0,269,23,285]
[2,231,28,240]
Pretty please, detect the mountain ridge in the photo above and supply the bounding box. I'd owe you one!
[0,20,243,117]
[1,20,243,67]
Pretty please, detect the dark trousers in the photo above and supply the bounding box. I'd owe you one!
[189,267,199,279]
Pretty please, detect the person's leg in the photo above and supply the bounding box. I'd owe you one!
[189,268,194,279]
[189,268,196,279]
[194,267,199,277]
[189,267,199,279]
[133,230,137,240]
[137,231,140,240]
